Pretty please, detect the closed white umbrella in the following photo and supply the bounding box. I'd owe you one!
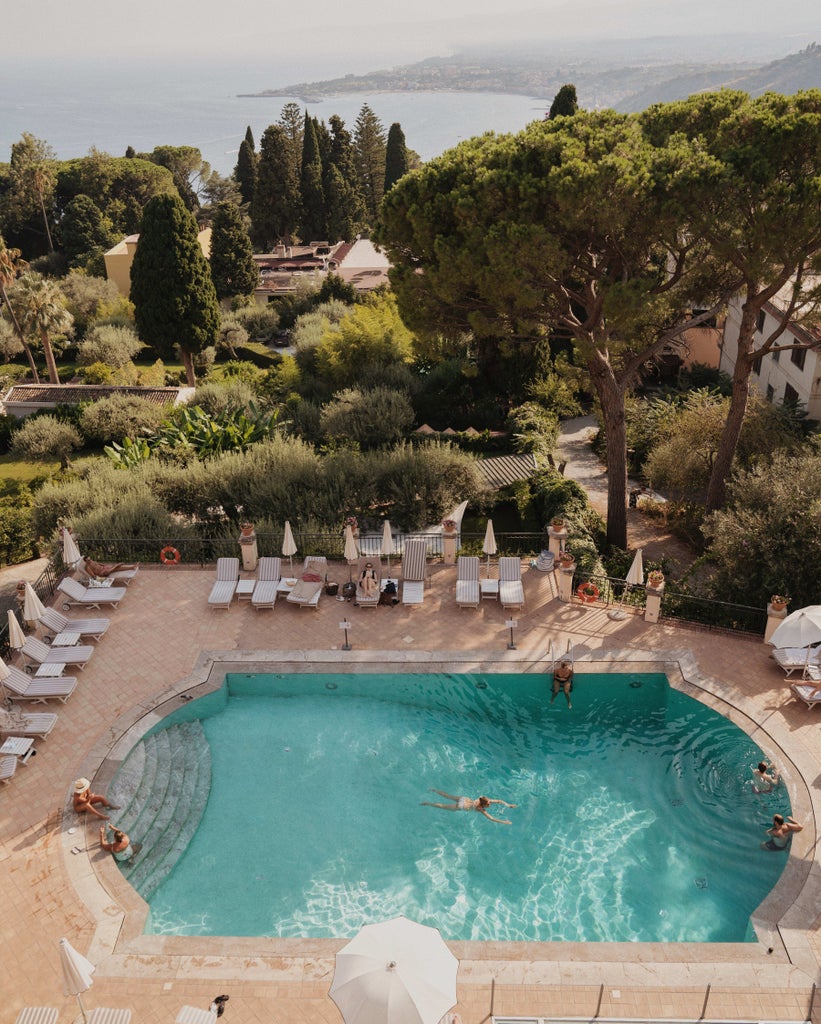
[62,528,82,570]
[626,548,644,586]
[23,581,47,626]
[769,605,821,649]
[330,916,458,1024]
[7,609,26,650]
[381,520,395,576]
[281,521,297,571]
[344,525,359,580]
[482,519,497,576]
[0,655,10,702]
[59,936,95,1023]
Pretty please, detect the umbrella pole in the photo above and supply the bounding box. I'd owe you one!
[76,993,88,1024]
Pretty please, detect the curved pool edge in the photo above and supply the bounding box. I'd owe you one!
[69,646,819,987]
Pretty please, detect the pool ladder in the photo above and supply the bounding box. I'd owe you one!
[546,639,574,676]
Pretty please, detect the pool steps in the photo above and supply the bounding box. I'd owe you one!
[109,721,211,900]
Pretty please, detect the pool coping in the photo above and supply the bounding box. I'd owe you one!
[67,646,819,990]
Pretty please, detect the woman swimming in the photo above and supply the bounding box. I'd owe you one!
[421,788,517,824]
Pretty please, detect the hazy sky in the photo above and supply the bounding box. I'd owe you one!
[10,0,821,66]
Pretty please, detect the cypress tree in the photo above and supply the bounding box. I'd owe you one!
[354,104,387,223]
[251,124,300,248]
[234,131,258,206]
[209,201,259,300]
[244,125,255,150]
[299,112,326,242]
[130,192,219,386]
[548,84,578,119]
[324,115,366,243]
[278,102,304,180]
[384,122,409,193]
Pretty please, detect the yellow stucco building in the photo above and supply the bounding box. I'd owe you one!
[104,227,212,297]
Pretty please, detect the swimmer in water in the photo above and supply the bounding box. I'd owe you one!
[761,813,802,850]
[551,661,574,708]
[751,760,780,794]
[421,788,517,824]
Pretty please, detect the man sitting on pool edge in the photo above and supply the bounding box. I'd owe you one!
[551,661,574,708]
[421,789,517,824]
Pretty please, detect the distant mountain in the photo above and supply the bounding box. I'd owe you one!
[242,42,821,114]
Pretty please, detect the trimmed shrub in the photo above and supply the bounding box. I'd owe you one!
[77,323,142,367]
[79,394,170,446]
[10,415,82,468]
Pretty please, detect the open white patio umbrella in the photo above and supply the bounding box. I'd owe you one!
[23,581,47,627]
[7,609,26,650]
[381,520,395,577]
[281,521,297,572]
[330,916,458,1024]
[482,519,497,577]
[59,936,96,1023]
[62,528,82,570]
[769,605,821,650]
[344,525,359,580]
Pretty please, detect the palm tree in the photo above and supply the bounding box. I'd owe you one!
[10,272,73,384]
[0,236,40,382]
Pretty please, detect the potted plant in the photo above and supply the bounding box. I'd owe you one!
[239,522,255,538]
[770,595,789,612]
[647,570,665,589]
[442,519,457,534]
[558,550,575,568]
[551,516,565,530]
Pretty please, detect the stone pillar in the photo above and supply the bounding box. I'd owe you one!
[644,582,664,624]
[547,524,568,560]
[238,523,258,572]
[443,531,457,566]
[764,602,788,644]
[557,563,575,603]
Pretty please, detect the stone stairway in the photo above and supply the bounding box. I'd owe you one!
[109,720,212,901]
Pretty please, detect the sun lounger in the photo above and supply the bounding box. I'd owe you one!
[39,606,110,642]
[80,564,139,586]
[401,538,427,605]
[286,557,326,609]
[21,636,94,672]
[455,556,480,608]
[176,1007,217,1024]
[57,576,127,610]
[2,663,77,704]
[788,682,821,709]
[772,646,820,677]
[14,1008,59,1024]
[87,1009,132,1024]
[499,556,525,610]
[0,755,18,785]
[354,556,381,608]
[207,557,240,609]
[251,556,282,609]
[0,707,58,740]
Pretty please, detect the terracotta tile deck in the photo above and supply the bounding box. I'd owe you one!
[2,561,819,1024]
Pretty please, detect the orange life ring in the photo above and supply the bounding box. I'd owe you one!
[577,583,599,603]
[160,546,181,565]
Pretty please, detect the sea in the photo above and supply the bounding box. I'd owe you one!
[0,57,548,178]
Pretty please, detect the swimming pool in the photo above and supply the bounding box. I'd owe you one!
[141,671,788,942]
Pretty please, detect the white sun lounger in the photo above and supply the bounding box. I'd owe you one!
[0,708,58,740]
[355,556,381,608]
[39,606,110,642]
[772,646,820,677]
[80,564,139,586]
[14,1008,59,1024]
[21,636,94,672]
[251,556,282,609]
[499,556,525,610]
[2,663,77,704]
[789,681,821,709]
[456,555,480,609]
[0,755,18,785]
[176,1006,217,1024]
[208,557,239,609]
[286,557,326,609]
[87,1009,133,1024]
[57,576,127,610]
[401,538,427,605]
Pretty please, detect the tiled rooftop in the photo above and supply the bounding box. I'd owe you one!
[2,560,819,1024]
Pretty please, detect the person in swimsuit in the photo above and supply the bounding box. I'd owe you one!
[761,813,802,850]
[99,823,142,861]
[73,777,120,820]
[421,789,517,824]
[359,562,378,597]
[751,761,780,794]
[83,556,138,577]
[551,661,574,708]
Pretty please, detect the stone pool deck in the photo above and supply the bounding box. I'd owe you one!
[2,562,819,1024]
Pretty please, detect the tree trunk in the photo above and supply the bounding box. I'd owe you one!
[39,329,60,384]
[704,303,757,512]
[181,348,197,387]
[587,350,628,549]
[0,284,40,383]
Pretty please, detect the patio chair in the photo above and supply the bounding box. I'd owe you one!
[286,557,326,610]
[20,636,94,672]
[354,556,381,608]
[0,755,18,785]
[14,1009,59,1024]
[0,707,58,740]
[39,606,110,643]
[251,556,282,610]
[207,557,240,609]
[57,576,127,611]
[401,538,428,605]
[788,682,821,709]
[455,556,480,609]
[771,646,821,676]
[2,663,77,704]
[499,556,525,610]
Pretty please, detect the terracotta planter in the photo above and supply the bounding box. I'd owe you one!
[770,600,787,612]
[239,523,255,538]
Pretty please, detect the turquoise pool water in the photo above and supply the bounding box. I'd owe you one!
[145,672,788,941]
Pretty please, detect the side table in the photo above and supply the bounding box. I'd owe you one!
[0,735,35,764]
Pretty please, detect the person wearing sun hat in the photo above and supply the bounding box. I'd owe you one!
[72,777,120,820]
